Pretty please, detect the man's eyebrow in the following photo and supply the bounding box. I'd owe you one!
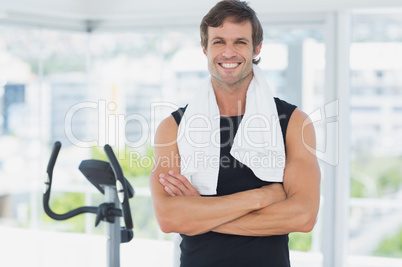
[236,38,250,42]
[210,37,250,42]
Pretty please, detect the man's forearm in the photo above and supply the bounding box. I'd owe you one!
[212,196,306,236]
[152,175,273,236]
[212,175,320,237]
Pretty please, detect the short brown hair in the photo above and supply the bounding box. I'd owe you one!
[200,0,263,64]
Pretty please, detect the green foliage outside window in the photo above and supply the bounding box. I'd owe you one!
[351,156,402,198]
[374,227,402,258]
[91,145,154,181]
[351,155,402,257]
[289,232,312,251]
[42,192,86,233]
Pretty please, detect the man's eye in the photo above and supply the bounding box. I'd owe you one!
[236,41,246,45]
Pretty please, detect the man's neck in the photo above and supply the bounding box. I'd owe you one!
[211,74,253,117]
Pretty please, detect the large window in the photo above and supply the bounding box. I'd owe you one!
[348,11,402,262]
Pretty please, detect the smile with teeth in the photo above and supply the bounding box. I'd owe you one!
[220,62,240,69]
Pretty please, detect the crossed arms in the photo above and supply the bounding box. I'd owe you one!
[149,109,321,236]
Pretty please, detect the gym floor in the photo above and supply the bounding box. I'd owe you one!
[2,226,402,267]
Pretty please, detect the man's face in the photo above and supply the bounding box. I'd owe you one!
[203,18,261,88]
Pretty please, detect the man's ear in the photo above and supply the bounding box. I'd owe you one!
[254,42,262,58]
[201,42,207,56]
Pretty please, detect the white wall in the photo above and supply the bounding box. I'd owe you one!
[0,0,402,31]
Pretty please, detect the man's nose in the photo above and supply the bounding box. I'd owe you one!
[222,44,236,58]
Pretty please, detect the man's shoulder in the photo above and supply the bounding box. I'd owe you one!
[273,97,297,117]
[154,115,179,147]
[157,115,178,134]
[171,104,188,126]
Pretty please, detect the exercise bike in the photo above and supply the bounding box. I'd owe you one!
[43,141,134,267]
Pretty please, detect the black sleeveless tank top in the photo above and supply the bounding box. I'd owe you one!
[171,97,297,267]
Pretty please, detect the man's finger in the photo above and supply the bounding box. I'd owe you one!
[163,185,176,196]
[163,174,188,193]
[168,171,191,187]
[168,171,200,196]
[159,173,187,196]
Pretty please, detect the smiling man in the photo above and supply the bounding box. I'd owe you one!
[205,19,257,90]
[150,1,321,266]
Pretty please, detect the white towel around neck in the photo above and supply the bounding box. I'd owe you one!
[177,64,285,195]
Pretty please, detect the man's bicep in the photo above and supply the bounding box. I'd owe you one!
[150,116,181,207]
[153,115,180,170]
[283,109,320,214]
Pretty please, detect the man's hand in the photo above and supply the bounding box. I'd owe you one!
[159,170,201,197]
[159,170,285,205]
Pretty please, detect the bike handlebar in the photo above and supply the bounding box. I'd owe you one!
[104,144,133,230]
[43,141,98,220]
